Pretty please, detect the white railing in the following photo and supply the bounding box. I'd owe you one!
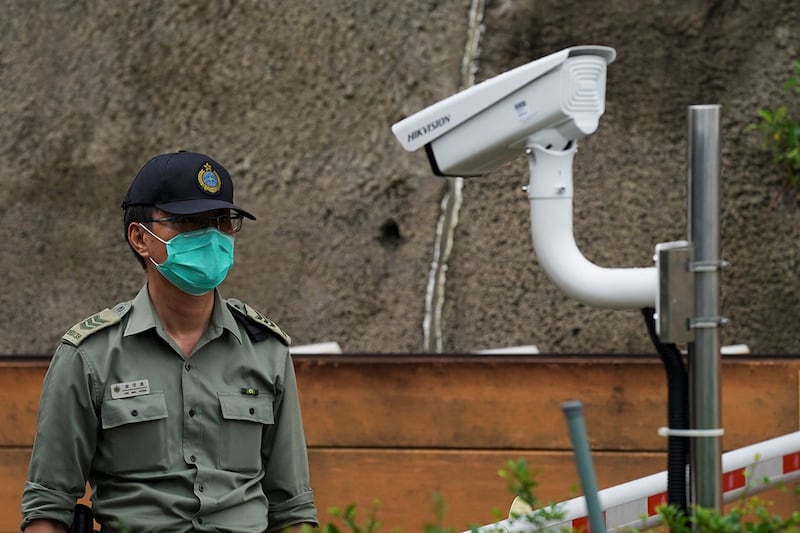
[470,431,800,532]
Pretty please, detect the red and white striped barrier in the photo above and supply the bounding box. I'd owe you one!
[472,431,800,532]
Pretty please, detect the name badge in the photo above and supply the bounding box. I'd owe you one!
[110,379,151,399]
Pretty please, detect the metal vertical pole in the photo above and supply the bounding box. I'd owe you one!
[687,105,723,512]
[562,401,606,533]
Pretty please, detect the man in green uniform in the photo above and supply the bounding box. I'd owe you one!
[21,151,318,533]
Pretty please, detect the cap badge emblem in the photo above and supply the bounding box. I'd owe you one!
[197,162,222,194]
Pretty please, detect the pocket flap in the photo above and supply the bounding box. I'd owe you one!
[218,394,273,424]
[102,392,168,429]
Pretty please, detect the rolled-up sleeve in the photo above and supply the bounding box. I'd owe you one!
[21,343,98,530]
[262,351,318,532]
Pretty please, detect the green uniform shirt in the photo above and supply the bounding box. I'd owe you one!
[21,285,317,532]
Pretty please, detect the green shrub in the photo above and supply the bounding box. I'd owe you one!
[657,493,800,533]
[750,60,800,192]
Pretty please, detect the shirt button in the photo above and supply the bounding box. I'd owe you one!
[198,484,205,492]
[189,409,196,417]
[131,409,138,416]
[189,455,196,463]
[198,518,204,524]
[185,363,192,371]
[249,407,255,415]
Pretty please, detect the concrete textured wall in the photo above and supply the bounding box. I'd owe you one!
[2,0,799,355]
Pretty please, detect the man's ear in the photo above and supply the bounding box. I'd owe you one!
[127,223,150,261]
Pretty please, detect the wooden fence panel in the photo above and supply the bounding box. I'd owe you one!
[294,356,799,451]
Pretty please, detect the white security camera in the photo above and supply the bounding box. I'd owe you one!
[391,45,616,177]
[392,45,661,310]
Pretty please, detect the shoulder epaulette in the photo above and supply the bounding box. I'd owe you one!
[226,299,291,346]
[62,302,132,347]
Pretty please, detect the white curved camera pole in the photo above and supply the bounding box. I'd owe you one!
[525,141,656,308]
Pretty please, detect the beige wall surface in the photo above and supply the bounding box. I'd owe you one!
[2,0,799,355]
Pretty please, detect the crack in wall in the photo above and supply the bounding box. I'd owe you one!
[422,0,485,352]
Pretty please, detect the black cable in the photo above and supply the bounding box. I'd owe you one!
[642,307,689,517]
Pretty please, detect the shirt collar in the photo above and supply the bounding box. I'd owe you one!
[215,291,243,344]
[124,284,242,344]
[123,285,158,337]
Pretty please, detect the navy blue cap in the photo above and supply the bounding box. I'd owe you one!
[121,151,255,219]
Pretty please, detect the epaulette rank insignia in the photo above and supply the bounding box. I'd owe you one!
[227,299,291,346]
[62,302,132,347]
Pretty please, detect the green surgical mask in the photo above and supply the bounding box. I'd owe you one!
[139,224,235,295]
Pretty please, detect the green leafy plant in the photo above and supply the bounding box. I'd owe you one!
[657,493,800,533]
[750,60,800,192]
[423,491,456,533]
[304,500,387,533]
[499,458,567,531]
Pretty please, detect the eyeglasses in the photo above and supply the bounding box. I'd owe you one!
[142,212,244,234]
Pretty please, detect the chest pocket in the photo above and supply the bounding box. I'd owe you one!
[218,393,273,473]
[101,392,169,473]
